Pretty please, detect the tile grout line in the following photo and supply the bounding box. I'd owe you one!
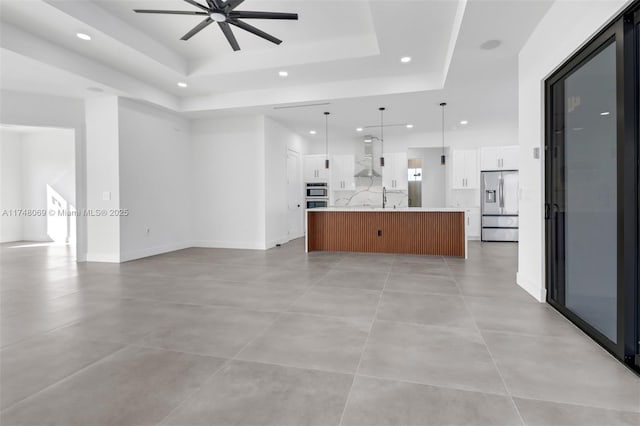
[0,344,131,414]
[337,256,393,426]
[155,264,327,426]
[443,256,527,426]
[353,372,514,399]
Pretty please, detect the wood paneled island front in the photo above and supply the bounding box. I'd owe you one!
[306,208,467,258]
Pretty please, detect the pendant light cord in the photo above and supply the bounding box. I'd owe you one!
[325,113,328,158]
[441,103,445,156]
[379,107,385,167]
[324,112,330,169]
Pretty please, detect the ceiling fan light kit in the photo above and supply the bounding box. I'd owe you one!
[134,0,299,51]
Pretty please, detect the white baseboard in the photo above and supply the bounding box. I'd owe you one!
[85,236,302,263]
[119,241,193,262]
[192,240,266,250]
[266,233,304,249]
[517,272,546,302]
[85,253,121,263]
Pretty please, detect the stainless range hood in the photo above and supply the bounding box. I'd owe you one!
[354,136,382,178]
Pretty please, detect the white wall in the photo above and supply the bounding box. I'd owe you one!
[517,0,632,302]
[0,130,23,242]
[118,98,192,261]
[264,117,309,247]
[191,115,267,249]
[85,96,121,262]
[0,91,87,259]
[20,129,75,242]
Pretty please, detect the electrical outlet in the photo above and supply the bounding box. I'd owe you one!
[145,227,150,235]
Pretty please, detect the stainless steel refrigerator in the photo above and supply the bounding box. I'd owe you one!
[481,171,519,242]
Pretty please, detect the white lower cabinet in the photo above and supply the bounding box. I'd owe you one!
[465,207,481,239]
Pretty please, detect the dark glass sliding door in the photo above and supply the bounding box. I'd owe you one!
[545,3,639,371]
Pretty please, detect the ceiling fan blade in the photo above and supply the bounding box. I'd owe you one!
[206,0,225,10]
[181,17,214,40]
[218,22,240,51]
[225,0,246,11]
[229,19,282,45]
[182,0,210,12]
[229,11,298,20]
[134,9,208,15]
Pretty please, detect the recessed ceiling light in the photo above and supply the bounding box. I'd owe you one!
[356,127,363,132]
[309,130,317,135]
[279,71,289,77]
[460,120,468,125]
[600,111,610,116]
[406,124,414,129]
[76,33,91,41]
[177,82,188,88]
[480,39,501,50]
[401,57,412,63]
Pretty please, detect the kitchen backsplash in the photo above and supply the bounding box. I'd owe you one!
[333,176,409,208]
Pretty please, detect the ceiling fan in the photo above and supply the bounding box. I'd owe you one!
[134,0,298,51]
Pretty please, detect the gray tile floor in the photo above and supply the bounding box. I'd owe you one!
[1,240,639,426]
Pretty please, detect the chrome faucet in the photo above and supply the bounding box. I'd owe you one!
[382,186,387,209]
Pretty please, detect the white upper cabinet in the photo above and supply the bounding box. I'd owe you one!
[331,155,355,191]
[303,155,330,182]
[500,146,519,170]
[382,152,408,190]
[452,149,478,189]
[480,145,519,171]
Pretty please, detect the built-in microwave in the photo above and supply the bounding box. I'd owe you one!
[307,200,328,209]
[306,182,328,198]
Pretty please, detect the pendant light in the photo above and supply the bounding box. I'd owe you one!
[324,112,330,169]
[379,107,385,167]
[440,102,447,165]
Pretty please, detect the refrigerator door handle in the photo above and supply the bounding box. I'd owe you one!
[499,176,504,208]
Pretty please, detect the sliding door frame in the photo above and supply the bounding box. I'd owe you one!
[544,3,639,371]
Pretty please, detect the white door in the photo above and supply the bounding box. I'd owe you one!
[286,150,302,240]
[501,146,519,170]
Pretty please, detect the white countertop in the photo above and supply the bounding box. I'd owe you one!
[306,207,466,212]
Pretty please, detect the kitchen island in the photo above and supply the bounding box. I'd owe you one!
[306,207,467,258]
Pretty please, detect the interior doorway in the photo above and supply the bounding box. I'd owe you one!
[0,125,77,259]
[408,158,422,207]
[407,147,446,207]
[286,148,303,240]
